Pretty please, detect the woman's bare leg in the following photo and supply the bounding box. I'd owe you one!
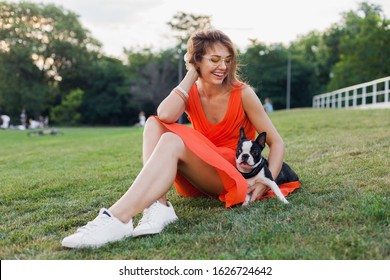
[109,118,224,223]
[62,118,225,248]
[141,117,170,205]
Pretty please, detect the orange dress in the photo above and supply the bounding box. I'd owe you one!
[154,82,300,207]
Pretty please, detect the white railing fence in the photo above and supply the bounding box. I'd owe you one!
[312,76,390,109]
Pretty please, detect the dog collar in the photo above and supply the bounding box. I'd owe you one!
[239,158,266,179]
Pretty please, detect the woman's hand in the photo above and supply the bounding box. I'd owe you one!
[247,182,270,203]
[184,52,196,72]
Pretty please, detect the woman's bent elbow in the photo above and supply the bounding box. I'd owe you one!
[157,111,177,124]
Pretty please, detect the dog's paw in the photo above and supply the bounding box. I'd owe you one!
[242,194,251,206]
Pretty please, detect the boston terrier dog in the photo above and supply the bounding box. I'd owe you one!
[236,127,299,206]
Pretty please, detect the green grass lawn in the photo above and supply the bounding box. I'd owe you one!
[0,109,389,260]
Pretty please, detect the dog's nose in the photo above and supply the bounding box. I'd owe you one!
[241,154,249,161]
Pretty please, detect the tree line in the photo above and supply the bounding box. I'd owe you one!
[0,1,389,125]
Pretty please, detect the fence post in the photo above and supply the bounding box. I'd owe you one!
[332,93,336,108]
[353,89,357,108]
[362,86,366,107]
[338,92,342,108]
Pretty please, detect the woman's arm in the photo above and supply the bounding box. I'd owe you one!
[241,86,285,177]
[157,68,198,123]
[241,86,285,201]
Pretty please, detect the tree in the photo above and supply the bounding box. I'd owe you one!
[0,45,50,119]
[80,56,132,125]
[0,1,101,118]
[327,2,390,90]
[241,38,325,109]
[50,88,83,125]
[167,11,212,44]
[314,24,344,92]
[241,43,286,108]
[289,31,328,102]
[125,48,178,116]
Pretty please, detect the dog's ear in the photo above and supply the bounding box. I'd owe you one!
[239,127,246,140]
[256,132,267,149]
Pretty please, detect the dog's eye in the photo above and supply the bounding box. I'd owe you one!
[253,151,259,156]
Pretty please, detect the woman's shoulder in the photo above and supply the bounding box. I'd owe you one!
[237,83,256,99]
[231,81,254,94]
[239,84,263,112]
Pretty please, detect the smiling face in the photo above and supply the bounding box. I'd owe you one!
[198,43,231,85]
[186,29,240,87]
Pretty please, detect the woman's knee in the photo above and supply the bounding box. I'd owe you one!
[144,116,158,132]
[143,117,165,139]
[158,132,185,151]
[143,118,185,158]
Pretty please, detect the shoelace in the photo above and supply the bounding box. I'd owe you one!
[77,214,111,233]
[137,202,159,225]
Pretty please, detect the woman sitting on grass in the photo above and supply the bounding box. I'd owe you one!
[62,29,300,249]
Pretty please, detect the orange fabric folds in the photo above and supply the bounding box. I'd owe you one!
[154,83,300,207]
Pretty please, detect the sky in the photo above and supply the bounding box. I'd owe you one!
[8,0,390,58]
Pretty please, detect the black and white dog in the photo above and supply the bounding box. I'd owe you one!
[236,127,299,206]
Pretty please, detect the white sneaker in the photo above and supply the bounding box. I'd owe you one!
[61,208,133,249]
[132,201,178,237]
